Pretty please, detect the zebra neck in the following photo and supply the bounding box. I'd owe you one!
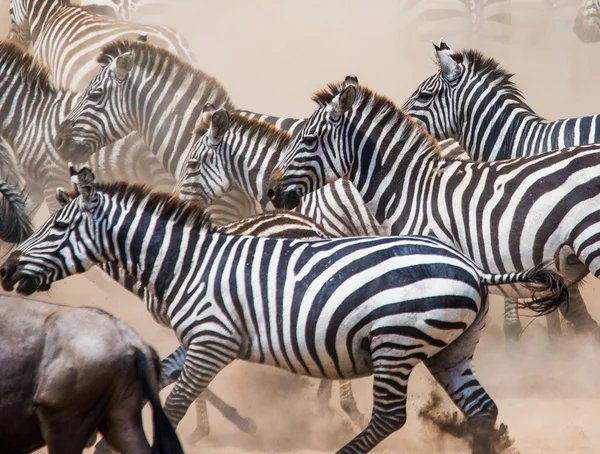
[0,82,76,159]
[227,134,284,209]
[458,91,600,161]
[103,199,211,306]
[128,67,233,179]
[99,261,171,326]
[345,119,440,235]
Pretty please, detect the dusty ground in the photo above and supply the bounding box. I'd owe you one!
[1,0,600,452]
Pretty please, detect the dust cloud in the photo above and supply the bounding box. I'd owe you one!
[2,0,600,453]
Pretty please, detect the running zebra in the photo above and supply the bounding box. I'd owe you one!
[573,0,600,41]
[0,40,173,213]
[55,186,333,445]
[9,0,195,91]
[402,42,600,339]
[0,166,566,454]
[268,77,600,340]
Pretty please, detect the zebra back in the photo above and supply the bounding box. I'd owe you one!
[12,0,195,91]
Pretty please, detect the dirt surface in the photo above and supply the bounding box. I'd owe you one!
[1,0,600,452]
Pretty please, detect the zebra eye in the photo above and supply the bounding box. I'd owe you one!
[303,135,318,146]
[87,90,103,101]
[54,221,70,231]
[186,158,198,169]
[419,91,434,101]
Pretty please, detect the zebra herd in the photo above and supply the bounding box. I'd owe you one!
[0,0,599,453]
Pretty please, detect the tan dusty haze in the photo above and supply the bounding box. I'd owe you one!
[1,1,600,453]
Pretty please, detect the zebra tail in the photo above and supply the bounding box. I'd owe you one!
[136,349,183,454]
[481,264,568,316]
[0,182,32,243]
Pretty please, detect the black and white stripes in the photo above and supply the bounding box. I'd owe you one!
[0,167,566,453]
[10,0,195,91]
[403,42,600,161]
[270,78,600,308]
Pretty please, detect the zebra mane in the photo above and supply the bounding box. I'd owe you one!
[67,181,216,233]
[194,112,291,153]
[0,40,56,93]
[312,81,443,157]
[97,39,234,108]
[446,49,537,114]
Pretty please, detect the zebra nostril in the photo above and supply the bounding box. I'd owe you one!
[267,188,276,200]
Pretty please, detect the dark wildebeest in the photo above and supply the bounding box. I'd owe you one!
[0,294,183,454]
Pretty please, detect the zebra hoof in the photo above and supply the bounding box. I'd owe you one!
[241,417,258,434]
[94,439,115,454]
[187,426,210,444]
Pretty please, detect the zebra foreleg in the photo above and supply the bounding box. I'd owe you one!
[316,380,333,410]
[163,344,236,429]
[160,345,257,439]
[339,380,367,429]
[503,297,522,343]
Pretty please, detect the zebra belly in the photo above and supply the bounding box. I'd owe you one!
[248,293,480,380]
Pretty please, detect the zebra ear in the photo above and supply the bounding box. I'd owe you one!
[55,188,73,207]
[344,74,359,87]
[73,166,98,205]
[111,52,134,81]
[201,102,217,122]
[327,84,357,121]
[208,108,229,146]
[433,40,460,81]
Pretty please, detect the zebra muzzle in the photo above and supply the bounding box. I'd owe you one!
[267,185,302,210]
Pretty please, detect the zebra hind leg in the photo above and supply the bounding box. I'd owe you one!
[337,341,419,453]
[424,309,504,454]
[559,284,600,341]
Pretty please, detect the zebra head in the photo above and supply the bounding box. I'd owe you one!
[268,75,358,210]
[176,103,232,204]
[0,165,105,295]
[54,51,136,163]
[9,1,32,47]
[573,0,600,42]
[402,40,463,140]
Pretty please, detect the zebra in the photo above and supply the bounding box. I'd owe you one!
[53,39,384,425]
[74,0,166,21]
[401,41,600,340]
[267,77,600,345]
[402,41,600,161]
[0,165,567,454]
[405,0,511,63]
[177,105,383,239]
[55,186,333,446]
[0,39,174,215]
[9,0,195,91]
[573,0,600,41]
